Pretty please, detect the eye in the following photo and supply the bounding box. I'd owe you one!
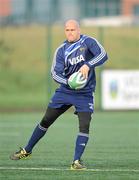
[65,29,75,32]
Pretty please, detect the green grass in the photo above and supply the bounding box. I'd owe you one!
[0,111,139,179]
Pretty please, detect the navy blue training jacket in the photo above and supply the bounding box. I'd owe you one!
[51,34,108,95]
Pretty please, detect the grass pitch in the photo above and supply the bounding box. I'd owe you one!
[0,111,139,180]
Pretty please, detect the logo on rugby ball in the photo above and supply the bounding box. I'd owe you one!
[68,72,87,90]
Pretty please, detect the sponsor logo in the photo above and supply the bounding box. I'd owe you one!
[68,55,85,65]
[110,80,118,99]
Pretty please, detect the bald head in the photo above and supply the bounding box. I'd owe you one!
[65,19,80,29]
[64,19,81,42]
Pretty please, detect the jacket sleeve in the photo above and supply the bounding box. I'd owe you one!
[85,37,108,68]
[51,47,68,85]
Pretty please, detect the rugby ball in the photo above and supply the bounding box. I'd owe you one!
[68,72,87,90]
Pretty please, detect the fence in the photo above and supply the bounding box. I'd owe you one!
[0,0,123,26]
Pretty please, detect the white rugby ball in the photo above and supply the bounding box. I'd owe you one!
[68,71,87,90]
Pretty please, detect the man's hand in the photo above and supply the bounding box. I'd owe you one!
[79,64,90,79]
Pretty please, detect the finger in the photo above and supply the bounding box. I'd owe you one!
[82,71,87,79]
[84,72,88,79]
[78,68,83,75]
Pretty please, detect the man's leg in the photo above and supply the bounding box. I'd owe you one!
[71,112,92,169]
[10,105,71,160]
[25,106,71,153]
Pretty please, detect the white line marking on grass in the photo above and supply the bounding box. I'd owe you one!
[0,167,139,172]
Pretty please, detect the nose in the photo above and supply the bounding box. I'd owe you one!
[67,32,72,36]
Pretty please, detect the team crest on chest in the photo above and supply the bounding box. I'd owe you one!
[79,47,85,51]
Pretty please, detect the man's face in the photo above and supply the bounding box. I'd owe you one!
[64,21,80,43]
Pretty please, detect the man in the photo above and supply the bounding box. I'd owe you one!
[10,19,108,170]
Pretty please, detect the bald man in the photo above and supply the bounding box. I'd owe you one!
[10,19,108,170]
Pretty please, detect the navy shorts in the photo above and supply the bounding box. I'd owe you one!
[48,90,94,113]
